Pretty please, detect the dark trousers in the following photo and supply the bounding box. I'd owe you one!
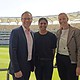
[56,53,78,80]
[35,59,53,80]
[12,71,31,80]
[12,61,32,80]
[12,75,25,80]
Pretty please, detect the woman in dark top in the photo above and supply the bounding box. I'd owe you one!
[34,17,57,80]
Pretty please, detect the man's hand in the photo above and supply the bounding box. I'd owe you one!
[14,71,23,78]
[76,67,80,76]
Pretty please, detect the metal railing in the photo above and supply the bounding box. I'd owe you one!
[0,68,9,80]
[0,65,57,80]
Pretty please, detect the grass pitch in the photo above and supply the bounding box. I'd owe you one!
[0,45,60,80]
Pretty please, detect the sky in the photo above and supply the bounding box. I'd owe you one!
[0,0,80,17]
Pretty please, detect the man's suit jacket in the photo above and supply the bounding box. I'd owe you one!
[9,26,35,74]
[56,25,80,67]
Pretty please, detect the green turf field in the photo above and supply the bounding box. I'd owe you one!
[0,46,80,80]
[0,46,60,80]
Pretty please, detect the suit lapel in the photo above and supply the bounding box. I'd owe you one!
[57,29,62,42]
[30,31,34,39]
[56,29,62,50]
[67,27,74,45]
[20,26,28,44]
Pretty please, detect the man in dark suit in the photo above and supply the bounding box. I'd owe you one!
[9,11,35,80]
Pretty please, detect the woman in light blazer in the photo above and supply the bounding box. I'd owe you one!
[56,13,80,80]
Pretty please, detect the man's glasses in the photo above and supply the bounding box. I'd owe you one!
[21,18,33,21]
[40,23,47,25]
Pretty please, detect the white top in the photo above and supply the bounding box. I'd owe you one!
[58,28,69,56]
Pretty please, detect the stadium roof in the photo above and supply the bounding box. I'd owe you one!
[0,11,80,25]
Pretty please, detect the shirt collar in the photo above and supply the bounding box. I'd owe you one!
[22,25,30,32]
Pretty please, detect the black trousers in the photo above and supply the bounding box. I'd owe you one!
[56,53,78,80]
[12,75,25,80]
[35,59,53,80]
[12,61,32,80]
